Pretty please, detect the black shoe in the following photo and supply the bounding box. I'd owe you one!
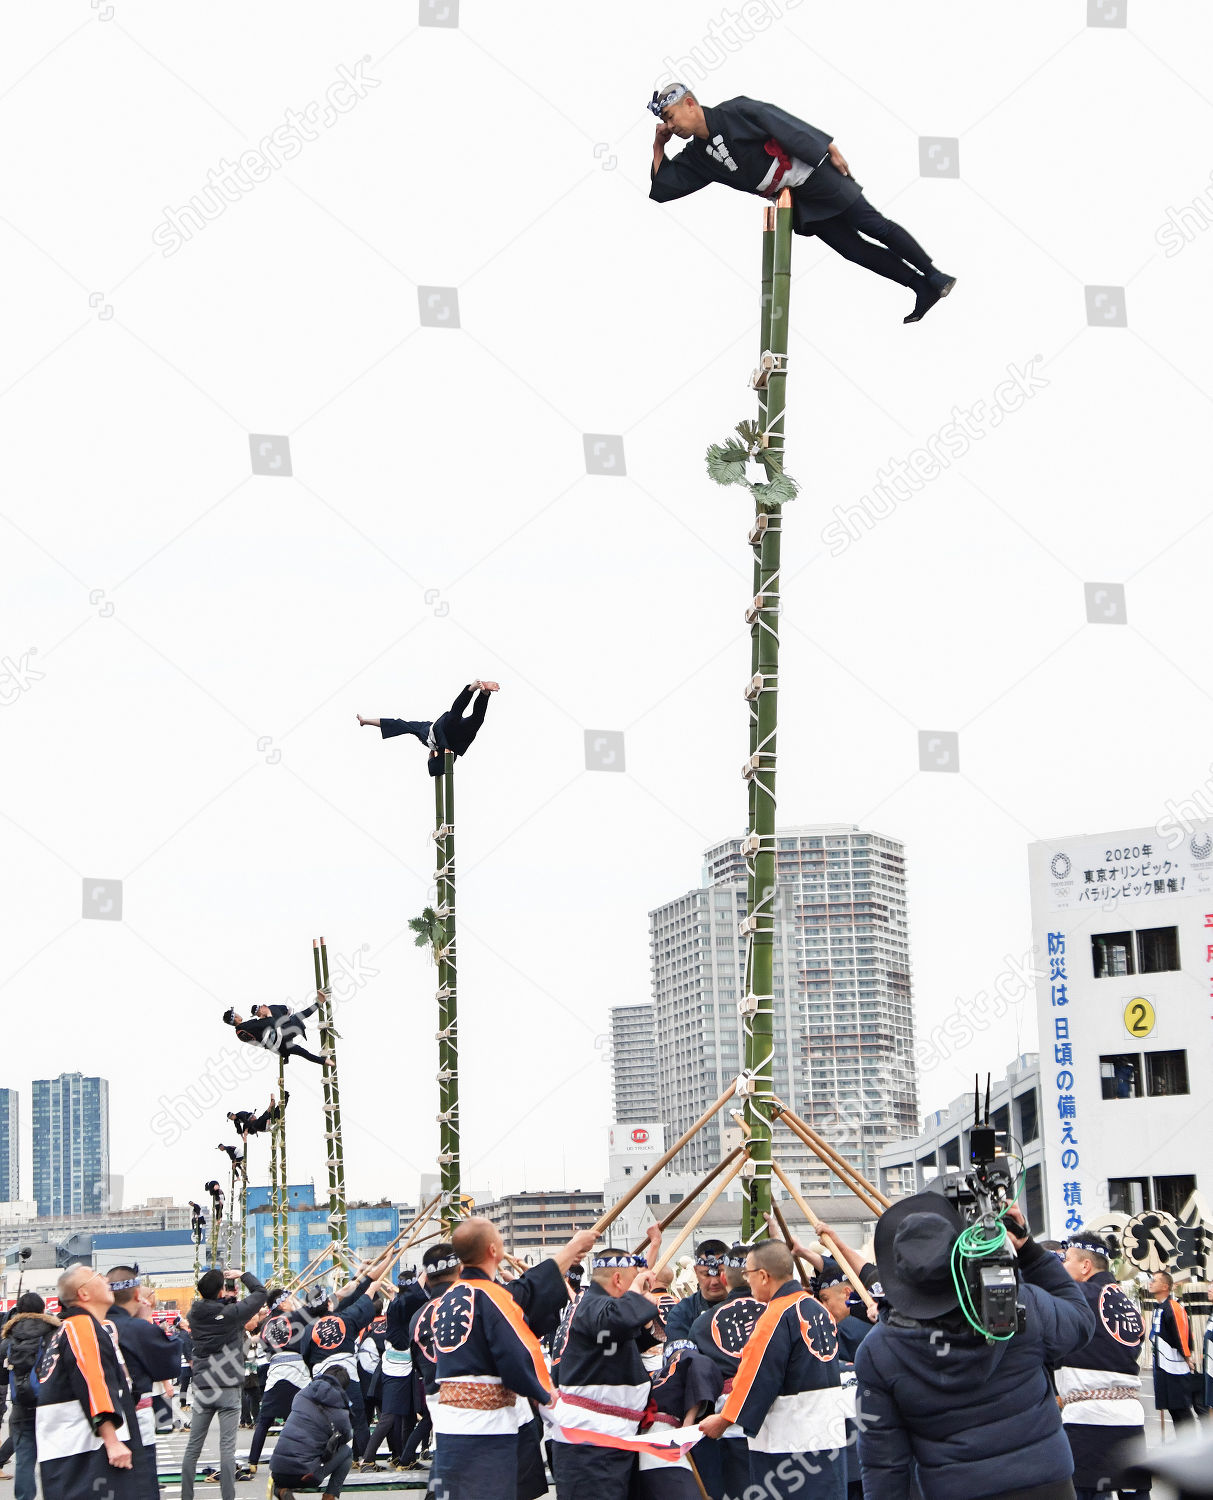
[904,279,944,324]
[929,269,957,296]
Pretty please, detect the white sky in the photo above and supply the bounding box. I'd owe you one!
[5,0,1213,1214]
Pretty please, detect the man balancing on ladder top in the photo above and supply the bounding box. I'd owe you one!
[357,680,499,776]
[648,82,956,324]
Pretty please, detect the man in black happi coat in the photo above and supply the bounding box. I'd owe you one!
[649,82,955,324]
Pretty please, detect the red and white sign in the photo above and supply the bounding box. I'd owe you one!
[608,1122,665,1157]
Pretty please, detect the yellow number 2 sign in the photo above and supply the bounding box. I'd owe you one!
[1124,997,1156,1038]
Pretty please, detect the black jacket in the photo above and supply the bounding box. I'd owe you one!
[855,1238,1096,1500]
[270,1369,353,1478]
[108,1305,182,1398]
[650,95,864,228]
[2,1310,61,1411]
[185,1273,267,1391]
[432,684,490,757]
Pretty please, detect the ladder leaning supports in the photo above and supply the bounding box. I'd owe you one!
[770,1098,891,1213]
[630,1145,747,1256]
[594,1079,740,1236]
[433,754,461,1229]
[651,1152,750,1275]
[769,1158,877,1314]
[313,937,349,1264]
[769,1198,814,1289]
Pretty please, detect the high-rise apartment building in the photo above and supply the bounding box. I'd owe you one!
[610,1005,660,1123]
[0,1090,17,1203]
[619,826,917,1195]
[32,1073,110,1218]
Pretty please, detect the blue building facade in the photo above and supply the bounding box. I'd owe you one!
[244,1183,400,1282]
[33,1074,110,1217]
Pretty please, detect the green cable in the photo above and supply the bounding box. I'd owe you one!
[948,1158,1027,1341]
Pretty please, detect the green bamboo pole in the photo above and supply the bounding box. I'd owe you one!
[268,1101,282,1281]
[433,754,460,1229]
[740,205,778,1241]
[239,1166,248,1269]
[742,190,793,1235]
[276,1055,289,1280]
[226,1161,238,1264]
[208,1188,221,1268]
[193,1209,202,1282]
[315,938,349,1262]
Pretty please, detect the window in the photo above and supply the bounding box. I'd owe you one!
[1092,931,1134,977]
[1145,1049,1189,1097]
[1024,1164,1044,1236]
[1108,1177,1150,1215]
[1017,1089,1039,1145]
[1137,926,1180,973]
[1100,1053,1141,1100]
[1153,1174,1196,1218]
[644,1193,660,1204]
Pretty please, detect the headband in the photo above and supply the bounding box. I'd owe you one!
[648,82,689,117]
[816,1272,847,1292]
[592,1253,647,1269]
[722,1248,748,1270]
[109,1266,142,1291]
[1065,1234,1112,1259]
[426,1254,460,1275]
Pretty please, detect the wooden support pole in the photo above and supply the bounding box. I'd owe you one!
[631,1146,746,1256]
[652,1153,750,1274]
[770,1159,876,1314]
[769,1199,813,1288]
[593,1080,739,1236]
[770,1099,890,1213]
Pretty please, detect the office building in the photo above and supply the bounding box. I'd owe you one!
[610,1007,660,1123]
[1030,824,1210,1236]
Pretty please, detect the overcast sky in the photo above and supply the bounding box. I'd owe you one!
[5,0,1213,1214]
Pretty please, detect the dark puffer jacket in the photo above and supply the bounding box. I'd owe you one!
[1,1311,62,1414]
[854,1237,1096,1500]
[269,1369,353,1479]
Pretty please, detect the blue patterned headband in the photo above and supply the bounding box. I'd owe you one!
[109,1266,142,1291]
[1065,1234,1112,1259]
[427,1254,460,1274]
[648,83,689,117]
[592,1253,646,1269]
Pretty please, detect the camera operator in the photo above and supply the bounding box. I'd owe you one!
[178,1265,266,1500]
[854,1193,1095,1500]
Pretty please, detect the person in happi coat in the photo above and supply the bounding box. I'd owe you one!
[698,1240,849,1500]
[401,1242,462,1469]
[358,680,499,777]
[1150,1268,1197,1433]
[105,1267,182,1500]
[302,1248,396,1456]
[222,996,328,1067]
[638,1346,723,1499]
[354,1311,389,1467]
[1055,1231,1149,1500]
[648,83,956,324]
[35,1265,140,1500]
[490,1223,600,1500]
[362,1271,427,1469]
[690,1243,763,1500]
[549,1245,665,1500]
[245,1286,310,1480]
[663,1239,733,1348]
[427,1218,552,1500]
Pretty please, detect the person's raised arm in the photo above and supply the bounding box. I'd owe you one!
[547,1227,599,1277]
[653,119,673,176]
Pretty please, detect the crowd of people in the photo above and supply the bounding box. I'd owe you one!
[0,1195,1210,1499]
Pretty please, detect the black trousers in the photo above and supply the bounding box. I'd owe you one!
[808,195,936,288]
[401,1408,432,1463]
[248,1379,298,1465]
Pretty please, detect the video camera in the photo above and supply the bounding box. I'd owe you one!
[926,1076,1026,1341]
